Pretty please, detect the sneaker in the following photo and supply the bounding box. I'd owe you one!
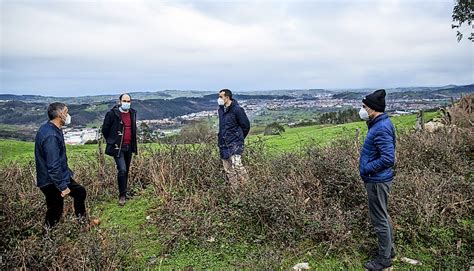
[364,257,393,271]
[118,196,126,206]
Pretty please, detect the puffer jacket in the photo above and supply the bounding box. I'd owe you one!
[359,113,396,183]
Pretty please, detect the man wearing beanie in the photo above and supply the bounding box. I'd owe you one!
[358,89,396,271]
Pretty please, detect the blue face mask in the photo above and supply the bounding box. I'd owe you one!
[121,102,131,111]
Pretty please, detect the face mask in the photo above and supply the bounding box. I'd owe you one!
[121,102,131,111]
[359,107,369,120]
[217,98,225,106]
[63,113,71,126]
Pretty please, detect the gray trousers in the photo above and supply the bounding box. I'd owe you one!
[365,181,394,259]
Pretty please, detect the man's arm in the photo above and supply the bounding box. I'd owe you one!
[364,128,395,175]
[236,107,250,138]
[101,111,111,139]
[43,136,69,192]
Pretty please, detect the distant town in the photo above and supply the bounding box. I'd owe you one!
[63,94,451,145]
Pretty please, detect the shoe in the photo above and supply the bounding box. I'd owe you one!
[364,257,393,271]
[119,196,126,206]
[371,248,396,259]
[90,218,101,227]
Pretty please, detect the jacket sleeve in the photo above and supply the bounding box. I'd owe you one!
[236,107,250,138]
[364,128,395,175]
[43,135,68,191]
[101,111,112,140]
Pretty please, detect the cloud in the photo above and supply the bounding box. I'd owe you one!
[0,0,472,96]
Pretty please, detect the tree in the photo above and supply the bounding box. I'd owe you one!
[264,122,285,136]
[178,120,215,143]
[452,0,474,42]
[139,122,155,143]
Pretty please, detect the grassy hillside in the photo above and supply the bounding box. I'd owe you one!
[0,113,438,163]
[255,112,438,152]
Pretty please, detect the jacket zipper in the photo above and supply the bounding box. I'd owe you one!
[117,120,125,158]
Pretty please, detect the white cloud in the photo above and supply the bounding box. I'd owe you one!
[0,0,472,95]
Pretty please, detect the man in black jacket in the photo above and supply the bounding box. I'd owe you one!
[217,89,250,190]
[101,93,138,206]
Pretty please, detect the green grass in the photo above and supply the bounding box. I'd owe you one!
[93,191,371,270]
[0,139,35,163]
[92,188,163,268]
[250,112,438,152]
[0,112,438,163]
[0,140,99,165]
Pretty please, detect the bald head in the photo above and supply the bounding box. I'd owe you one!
[119,93,131,103]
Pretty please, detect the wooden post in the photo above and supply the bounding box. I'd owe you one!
[415,110,424,131]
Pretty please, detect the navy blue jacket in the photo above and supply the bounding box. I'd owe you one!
[35,121,73,190]
[359,113,396,183]
[218,100,250,159]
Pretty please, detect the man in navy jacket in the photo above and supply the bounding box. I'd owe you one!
[358,89,396,271]
[217,89,250,189]
[35,102,87,227]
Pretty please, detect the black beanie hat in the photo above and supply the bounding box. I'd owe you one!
[362,89,386,112]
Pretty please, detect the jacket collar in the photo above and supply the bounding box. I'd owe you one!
[367,112,388,128]
[47,120,62,133]
[222,99,238,113]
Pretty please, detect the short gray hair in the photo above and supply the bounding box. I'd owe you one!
[47,102,67,120]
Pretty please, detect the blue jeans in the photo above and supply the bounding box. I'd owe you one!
[113,145,133,197]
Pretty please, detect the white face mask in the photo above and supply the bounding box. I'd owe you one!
[63,113,71,126]
[217,98,225,106]
[359,107,369,120]
[121,102,131,111]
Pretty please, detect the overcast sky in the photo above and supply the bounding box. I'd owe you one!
[1,0,473,96]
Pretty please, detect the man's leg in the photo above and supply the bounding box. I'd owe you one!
[365,182,393,259]
[230,155,249,184]
[68,178,87,218]
[40,184,64,228]
[222,158,238,189]
[114,151,127,198]
[123,149,133,197]
[388,212,395,257]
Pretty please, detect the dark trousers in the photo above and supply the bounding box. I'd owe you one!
[365,181,394,259]
[40,178,87,227]
[113,145,133,197]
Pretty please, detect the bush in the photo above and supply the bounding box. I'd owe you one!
[1,126,472,269]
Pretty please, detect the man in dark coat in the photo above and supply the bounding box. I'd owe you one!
[217,89,250,189]
[35,102,87,227]
[358,89,396,271]
[101,93,138,206]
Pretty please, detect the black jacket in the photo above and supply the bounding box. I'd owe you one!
[101,106,138,157]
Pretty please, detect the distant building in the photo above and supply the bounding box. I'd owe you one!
[64,128,99,145]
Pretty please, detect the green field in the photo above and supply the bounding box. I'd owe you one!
[0,112,438,163]
[254,112,438,152]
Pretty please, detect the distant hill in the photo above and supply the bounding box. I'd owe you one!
[0,90,214,104]
[0,93,294,127]
[332,84,474,100]
[0,84,471,129]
